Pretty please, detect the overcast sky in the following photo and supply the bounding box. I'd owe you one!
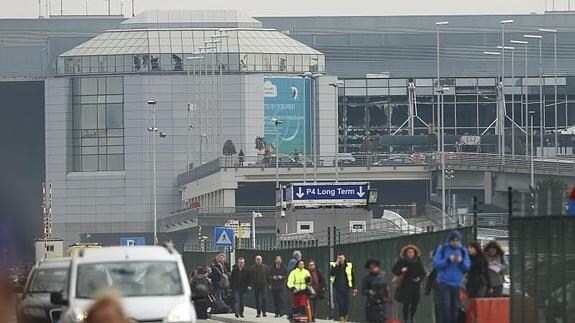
[3,0,573,18]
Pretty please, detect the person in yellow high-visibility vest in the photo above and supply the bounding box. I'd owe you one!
[287,260,311,317]
[330,253,357,322]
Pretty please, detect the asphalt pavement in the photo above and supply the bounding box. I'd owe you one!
[211,307,338,323]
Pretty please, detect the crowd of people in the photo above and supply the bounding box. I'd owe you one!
[184,230,507,323]
[80,230,506,323]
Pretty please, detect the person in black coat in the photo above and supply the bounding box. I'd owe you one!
[230,257,251,318]
[362,259,391,323]
[391,244,426,323]
[268,256,288,317]
[466,242,490,298]
[190,267,212,319]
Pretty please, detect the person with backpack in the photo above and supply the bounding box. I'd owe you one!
[190,266,212,319]
[391,244,426,323]
[362,259,391,323]
[329,253,358,323]
[433,230,470,323]
[483,241,506,297]
[209,253,230,308]
[230,257,251,318]
[466,242,490,298]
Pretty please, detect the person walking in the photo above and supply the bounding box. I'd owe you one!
[362,259,391,323]
[483,241,506,297]
[466,242,490,298]
[250,255,270,317]
[190,267,212,319]
[329,253,358,322]
[287,250,302,272]
[238,149,245,166]
[391,244,426,323]
[433,230,470,323]
[230,257,251,318]
[269,255,288,317]
[287,260,311,318]
[307,259,326,322]
[209,253,230,308]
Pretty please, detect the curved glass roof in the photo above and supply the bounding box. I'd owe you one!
[119,10,263,29]
[58,27,324,75]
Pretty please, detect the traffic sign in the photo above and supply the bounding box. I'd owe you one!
[120,237,146,246]
[214,227,235,249]
[288,182,370,206]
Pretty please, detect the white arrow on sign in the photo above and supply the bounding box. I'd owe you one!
[296,186,305,198]
[357,186,365,198]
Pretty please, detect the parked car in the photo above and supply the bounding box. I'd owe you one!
[51,245,196,323]
[373,155,414,166]
[16,258,70,323]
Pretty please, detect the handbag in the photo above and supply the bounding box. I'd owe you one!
[392,274,404,288]
[307,285,316,298]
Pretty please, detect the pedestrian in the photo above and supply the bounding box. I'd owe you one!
[433,230,470,323]
[391,244,426,323]
[86,292,128,323]
[329,253,358,323]
[466,242,489,298]
[307,259,327,322]
[250,255,270,317]
[287,250,302,272]
[230,257,251,318]
[362,259,391,323]
[287,260,311,318]
[190,266,212,319]
[483,241,506,297]
[238,149,245,166]
[209,253,230,308]
[269,255,288,317]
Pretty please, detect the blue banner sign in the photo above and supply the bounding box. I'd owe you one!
[120,237,146,246]
[289,182,370,206]
[214,227,235,249]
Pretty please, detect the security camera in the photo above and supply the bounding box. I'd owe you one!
[252,211,263,218]
[280,210,286,218]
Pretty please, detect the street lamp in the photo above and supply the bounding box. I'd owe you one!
[147,99,167,246]
[329,81,343,182]
[271,118,283,189]
[484,51,506,156]
[539,28,559,154]
[498,45,517,156]
[510,40,529,155]
[436,87,450,230]
[435,21,448,154]
[251,211,262,249]
[445,169,455,219]
[529,110,536,190]
[186,55,203,171]
[301,72,323,182]
[524,34,543,154]
[211,32,230,154]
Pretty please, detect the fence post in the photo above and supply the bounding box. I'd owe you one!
[473,195,478,241]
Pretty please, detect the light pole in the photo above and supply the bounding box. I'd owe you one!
[484,51,503,155]
[539,28,558,155]
[511,40,529,156]
[435,87,449,229]
[435,21,448,154]
[303,73,322,182]
[147,99,167,246]
[211,32,230,160]
[198,45,216,161]
[199,133,207,165]
[186,55,203,171]
[529,110,536,189]
[524,34,543,155]
[445,169,455,219]
[498,45,516,155]
[329,81,342,182]
[251,211,262,249]
[271,118,283,189]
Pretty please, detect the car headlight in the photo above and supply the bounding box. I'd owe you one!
[74,309,88,322]
[166,303,193,323]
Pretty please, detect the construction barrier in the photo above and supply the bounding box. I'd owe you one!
[467,297,509,323]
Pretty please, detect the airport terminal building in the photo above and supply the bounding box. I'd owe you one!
[2,10,575,245]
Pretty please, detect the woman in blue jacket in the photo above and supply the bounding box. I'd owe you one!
[433,230,470,323]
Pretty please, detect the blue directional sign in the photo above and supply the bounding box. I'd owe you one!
[120,237,146,246]
[289,182,370,206]
[214,227,235,249]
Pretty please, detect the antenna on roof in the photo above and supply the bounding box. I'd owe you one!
[131,0,135,17]
[60,0,63,15]
[106,0,111,15]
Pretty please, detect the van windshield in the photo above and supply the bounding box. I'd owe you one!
[29,268,68,293]
[76,261,183,298]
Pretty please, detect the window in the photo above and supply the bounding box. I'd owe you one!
[72,76,124,172]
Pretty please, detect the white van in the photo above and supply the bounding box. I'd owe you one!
[51,245,196,323]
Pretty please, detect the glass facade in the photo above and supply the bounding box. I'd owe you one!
[339,77,573,153]
[72,76,124,172]
[58,29,325,75]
